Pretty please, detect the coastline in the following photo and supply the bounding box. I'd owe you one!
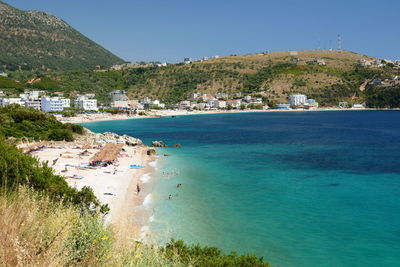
[23,133,157,242]
[58,107,396,124]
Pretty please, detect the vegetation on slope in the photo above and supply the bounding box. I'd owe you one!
[0,105,83,141]
[2,50,397,106]
[0,1,124,71]
[0,139,103,212]
[0,105,103,213]
[0,188,271,266]
[365,85,400,108]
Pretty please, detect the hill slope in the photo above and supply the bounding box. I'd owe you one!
[1,50,397,106]
[43,50,396,105]
[0,1,124,71]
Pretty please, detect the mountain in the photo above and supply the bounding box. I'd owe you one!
[0,1,124,71]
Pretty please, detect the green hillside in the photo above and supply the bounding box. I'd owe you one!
[0,1,124,71]
[1,50,399,107]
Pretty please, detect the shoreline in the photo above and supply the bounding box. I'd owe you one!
[22,134,157,242]
[59,108,399,124]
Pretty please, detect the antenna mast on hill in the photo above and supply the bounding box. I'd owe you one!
[337,34,342,50]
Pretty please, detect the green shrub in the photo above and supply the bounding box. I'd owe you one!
[48,129,74,141]
[0,105,82,141]
[162,240,270,267]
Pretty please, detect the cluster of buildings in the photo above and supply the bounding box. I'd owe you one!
[0,90,98,112]
[358,59,387,68]
[367,75,400,87]
[183,55,220,64]
[173,92,268,110]
[109,62,168,71]
[276,94,319,110]
[109,90,165,112]
[358,58,400,68]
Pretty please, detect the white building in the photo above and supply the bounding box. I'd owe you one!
[129,100,144,111]
[151,99,165,109]
[0,98,25,107]
[25,100,41,110]
[29,91,40,100]
[208,99,227,109]
[179,101,191,109]
[111,100,129,109]
[289,94,307,107]
[226,100,241,109]
[243,95,252,102]
[216,92,229,99]
[41,97,66,112]
[109,90,129,102]
[140,97,152,105]
[352,104,365,109]
[75,96,97,111]
[315,58,326,65]
[20,90,42,101]
[0,72,8,77]
[61,98,70,108]
[84,93,96,99]
[156,62,167,67]
[188,92,200,100]
[250,98,263,104]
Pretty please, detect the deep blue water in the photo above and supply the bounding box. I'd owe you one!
[82,111,400,267]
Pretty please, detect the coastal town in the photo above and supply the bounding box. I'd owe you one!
[0,86,371,118]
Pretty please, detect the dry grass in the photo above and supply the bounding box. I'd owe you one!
[201,50,375,71]
[0,187,187,267]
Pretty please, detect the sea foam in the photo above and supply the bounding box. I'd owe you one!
[142,194,152,206]
[140,173,151,183]
[140,225,150,239]
[149,160,157,167]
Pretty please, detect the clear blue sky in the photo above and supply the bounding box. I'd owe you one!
[5,0,400,62]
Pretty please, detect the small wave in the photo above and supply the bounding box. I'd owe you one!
[140,173,151,183]
[149,160,157,167]
[140,225,150,239]
[142,194,152,206]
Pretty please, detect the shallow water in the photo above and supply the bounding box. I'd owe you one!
[82,111,400,266]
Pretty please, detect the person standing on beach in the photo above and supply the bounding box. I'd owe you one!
[136,183,141,194]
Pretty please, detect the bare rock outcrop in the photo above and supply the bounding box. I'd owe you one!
[152,141,167,147]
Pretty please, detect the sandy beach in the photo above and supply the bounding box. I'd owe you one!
[24,136,157,241]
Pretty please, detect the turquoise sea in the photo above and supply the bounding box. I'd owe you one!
[81,111,400,267]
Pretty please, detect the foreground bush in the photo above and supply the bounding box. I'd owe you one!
[0,188,272,267]
[0,187,186,266]
[163,240,270,267]
[0,105,83,141]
